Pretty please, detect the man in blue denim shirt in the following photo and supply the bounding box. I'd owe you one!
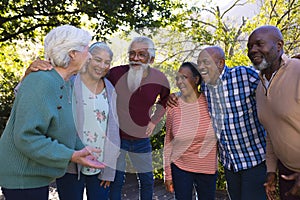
[197,46,266,200]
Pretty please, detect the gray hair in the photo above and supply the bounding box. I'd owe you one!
[44,25,92,68]
[128,36,155,58]
[89,42,113,60]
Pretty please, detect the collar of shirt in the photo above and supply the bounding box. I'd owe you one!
[221,65,230,81]
[262,71,277,88]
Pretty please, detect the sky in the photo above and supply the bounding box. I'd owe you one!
[185,0,260,18]
[190,0,234,7]
[108,0,262,65]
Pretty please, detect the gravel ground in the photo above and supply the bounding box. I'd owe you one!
[1,181,228,200]
[0,185,81,200]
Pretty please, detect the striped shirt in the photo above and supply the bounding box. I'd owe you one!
[204,65,266,172]
[164,94,217,181]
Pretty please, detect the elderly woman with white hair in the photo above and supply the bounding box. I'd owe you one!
[0,25,105,200]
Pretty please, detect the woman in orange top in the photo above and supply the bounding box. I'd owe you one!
[163,62,217,200]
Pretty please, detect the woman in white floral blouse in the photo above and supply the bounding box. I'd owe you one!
[56,42,120,200]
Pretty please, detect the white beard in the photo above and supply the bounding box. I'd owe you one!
[127,63,149,92]
[254,58,269,71]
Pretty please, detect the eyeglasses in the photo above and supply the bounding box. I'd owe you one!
[128,51,149,60]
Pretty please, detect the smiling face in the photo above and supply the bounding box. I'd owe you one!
[247,26,283,72]
[197,48,224,85]
[176,65,199,97]
[128,42,154,70]
[85,48,111,81]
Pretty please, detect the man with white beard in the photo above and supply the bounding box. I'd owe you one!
[108,36,170,200]
[127,59,147,92]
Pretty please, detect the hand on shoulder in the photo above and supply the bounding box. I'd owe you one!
[24,58,53,79]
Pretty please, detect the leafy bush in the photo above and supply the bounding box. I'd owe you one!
[0,68,20,136]
[0,45,24,136]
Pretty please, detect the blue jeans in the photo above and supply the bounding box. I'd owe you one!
[171,163,217,200]
[56,172,109,200]
[109,138,154,200]
[1,186,49,200]
[224,161,266,200]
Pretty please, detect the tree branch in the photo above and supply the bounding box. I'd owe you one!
[0,23,60,42]
[221,0,247,19]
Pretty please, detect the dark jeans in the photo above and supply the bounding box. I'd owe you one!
[1,186,49,200]
[109,138,154,200]
[278,160,300,200]
[171,163,217,200]
[224,161,266,200]
[56,172,109,200]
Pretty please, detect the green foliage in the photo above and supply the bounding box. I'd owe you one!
[151,0,300,88]
[0,44,24,136]
[243,0,300,55]
[151,123,166,180]
[217,162,226,190]
[226,50,252,67]
[0,0,182,43]
[144,1,258,87]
